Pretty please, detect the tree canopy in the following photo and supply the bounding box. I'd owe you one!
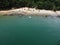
[0,0,60,10]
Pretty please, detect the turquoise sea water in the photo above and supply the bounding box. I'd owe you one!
[0,16,60,45]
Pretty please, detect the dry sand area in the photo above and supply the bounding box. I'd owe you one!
[0,7,60,16]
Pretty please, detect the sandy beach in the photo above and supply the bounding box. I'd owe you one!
[0,7,60,16]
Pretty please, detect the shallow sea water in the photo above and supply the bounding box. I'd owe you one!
[0,16,60,45]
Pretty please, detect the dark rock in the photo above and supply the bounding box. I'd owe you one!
[45,15,48,17]
[3,14,8,16]
[56,16,60,18]
[8,14,14,16]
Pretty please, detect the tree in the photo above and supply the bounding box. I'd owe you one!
[0,0,60,10]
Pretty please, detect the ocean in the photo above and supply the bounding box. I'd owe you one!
[0,16,60,45]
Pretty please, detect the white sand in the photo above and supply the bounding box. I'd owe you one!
[56,11,60,16]
[0,7,60,16]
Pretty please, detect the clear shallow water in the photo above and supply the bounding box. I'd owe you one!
[0,16,60,45]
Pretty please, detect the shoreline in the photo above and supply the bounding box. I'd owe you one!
[0,7,60,16]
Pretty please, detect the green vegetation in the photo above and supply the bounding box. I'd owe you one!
[0,0,60,10]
